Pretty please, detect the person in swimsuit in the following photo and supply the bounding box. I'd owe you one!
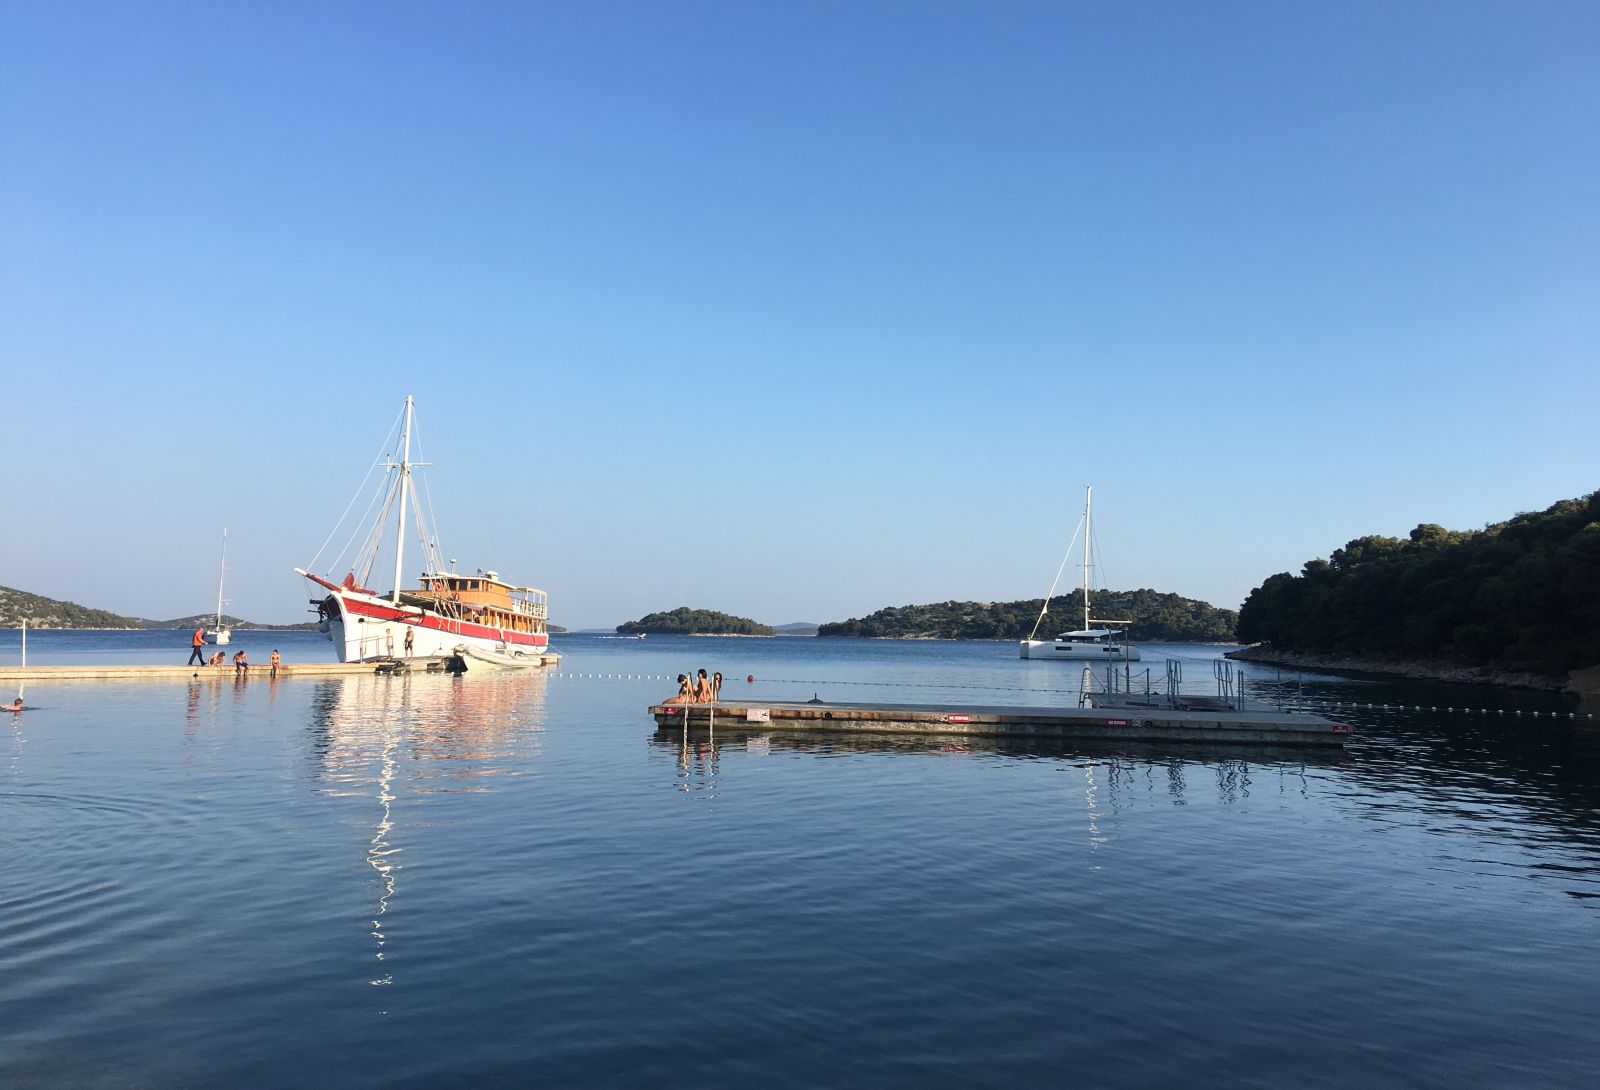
[711,672,723,701]
[269,649,282,677]
[208,651,226,666]
[663,674,694,705]
[1,696,22,713]
[233,650,249,677]
[692,669,712,702]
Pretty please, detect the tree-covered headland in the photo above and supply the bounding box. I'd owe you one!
[1237,492,1600,676]
[817,590,1237,641]
[618,608,774,636]
[0,586,139,629]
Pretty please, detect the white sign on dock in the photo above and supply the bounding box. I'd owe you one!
[746,708,771,723]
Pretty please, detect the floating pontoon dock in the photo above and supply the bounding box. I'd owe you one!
[0,652,560,683]
[650,698,1350,747]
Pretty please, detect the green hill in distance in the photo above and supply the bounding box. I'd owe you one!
[142,614,318,632]
[619,608,774,636]
[0,585,140,629]
[818,590,1237,642]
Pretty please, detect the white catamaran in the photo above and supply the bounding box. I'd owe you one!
[1019,486,1141,661]
[295,396,550,668]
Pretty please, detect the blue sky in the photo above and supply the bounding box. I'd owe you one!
[2,1,1596,628]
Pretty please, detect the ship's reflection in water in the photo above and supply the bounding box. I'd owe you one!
[306,671,550,986]
[649,726,1342,809]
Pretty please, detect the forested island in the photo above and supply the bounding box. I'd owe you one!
[1235,492,1600,688]
[618,608,774,636]
[0,586,139,629]
[817,590,1237,642]
[0,587,310,630]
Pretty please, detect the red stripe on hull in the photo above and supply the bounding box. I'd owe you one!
[339,595,548,648]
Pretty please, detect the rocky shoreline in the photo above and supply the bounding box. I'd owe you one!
[1223,645,1584,694]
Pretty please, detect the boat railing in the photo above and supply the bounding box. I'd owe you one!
[512,598,548,620]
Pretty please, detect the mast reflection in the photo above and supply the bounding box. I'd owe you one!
[307,670,550,986]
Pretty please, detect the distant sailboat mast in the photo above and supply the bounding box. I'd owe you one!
[212,529,232,645]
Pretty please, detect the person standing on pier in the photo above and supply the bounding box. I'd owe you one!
[269,649,282,677]
[404,628,414,658]
[188,625,207,666]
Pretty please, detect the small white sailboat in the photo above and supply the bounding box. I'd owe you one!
[1020,486,1141,661]
[210,529,232,645]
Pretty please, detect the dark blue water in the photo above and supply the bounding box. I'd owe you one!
[2,633,1597,1087]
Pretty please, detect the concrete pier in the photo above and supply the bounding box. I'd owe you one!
[650,698,1350,746]
[0,652,560,683]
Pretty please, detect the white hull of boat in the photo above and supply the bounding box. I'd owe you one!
[1019,639,1141,661]
[313,581,549,665]
[209,629,232,646]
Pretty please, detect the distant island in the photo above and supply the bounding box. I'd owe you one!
[0,587,292,631]
[1233,491,1600,692]
[618,607,774,636]
[0,586,139,629]
[817,590,1237,642]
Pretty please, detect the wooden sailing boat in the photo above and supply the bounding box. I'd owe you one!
[295,396,550,668]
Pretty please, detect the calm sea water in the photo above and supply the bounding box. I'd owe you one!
[2,631,1597,1087]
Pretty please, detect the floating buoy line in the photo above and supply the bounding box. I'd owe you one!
[546,673,1593,719]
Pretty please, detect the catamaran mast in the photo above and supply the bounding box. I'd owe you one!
[392,395,414,605]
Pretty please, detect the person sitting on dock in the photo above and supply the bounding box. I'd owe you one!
[208,651,226,667]
[663,674,694,705]
[693,669,712,703]
[233,650,249,677]
[711,672,723,701]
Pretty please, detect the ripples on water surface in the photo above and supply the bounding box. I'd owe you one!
[1,633,1597,1087]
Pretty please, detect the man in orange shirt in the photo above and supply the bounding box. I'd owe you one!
[188,626,207,666]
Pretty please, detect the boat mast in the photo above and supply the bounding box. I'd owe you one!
[215,528,228,629]
[1083,485,1092,631]
[392,395,414,605]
